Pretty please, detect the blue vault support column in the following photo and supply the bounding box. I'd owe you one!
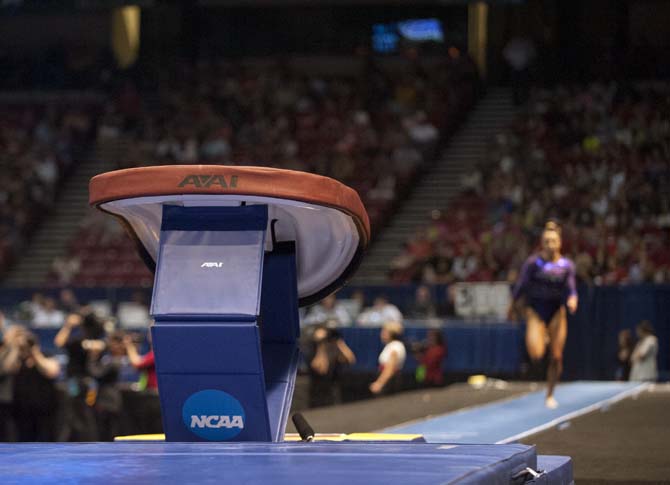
[149,204,299,442]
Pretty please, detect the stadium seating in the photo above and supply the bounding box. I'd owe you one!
[391,82,670,285]
[58,56,478,286]
[0,103,97,276]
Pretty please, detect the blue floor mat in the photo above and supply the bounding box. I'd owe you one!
[383,381,647,444]
[0,441,537,485]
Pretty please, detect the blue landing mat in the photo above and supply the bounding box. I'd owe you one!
[0,442,536,485]
[383,381,647,444]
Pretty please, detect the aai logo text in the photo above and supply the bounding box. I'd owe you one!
[178,174,238,188]
[182,390,246,440]
[201,262,224,268]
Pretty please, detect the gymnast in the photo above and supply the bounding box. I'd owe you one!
[509,221,578,409]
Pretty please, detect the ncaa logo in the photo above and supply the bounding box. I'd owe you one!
[182,389,246,441]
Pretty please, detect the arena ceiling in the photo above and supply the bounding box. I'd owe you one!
[1,0,523,11]
[197,0,523,5]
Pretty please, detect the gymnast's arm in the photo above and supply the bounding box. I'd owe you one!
[566,262,578,314]
[508,259,531,320]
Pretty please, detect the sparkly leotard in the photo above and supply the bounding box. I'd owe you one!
[512,254,577,323]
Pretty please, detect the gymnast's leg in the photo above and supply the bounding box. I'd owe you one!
[525,307,548,368]
[545,306,568,408]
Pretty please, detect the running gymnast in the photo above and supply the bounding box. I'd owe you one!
[508,221,578,409]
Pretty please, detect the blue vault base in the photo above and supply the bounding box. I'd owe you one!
[0,442,572,484]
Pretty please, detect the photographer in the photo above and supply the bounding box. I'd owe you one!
[4,326,60,441]
[302,324,356,408]
[87,331,125,441]
[0,319,19,441]
[54,309,105,441]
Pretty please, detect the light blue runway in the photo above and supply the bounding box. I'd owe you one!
[383,381,648,444]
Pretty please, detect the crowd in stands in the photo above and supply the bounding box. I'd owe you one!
[0,104,97,276]
[391,81,670,286]
[106,58,476,196]
[10,289,151,330]
[6,286,439,331]
[50,211,154,287]
[52,54,478,286]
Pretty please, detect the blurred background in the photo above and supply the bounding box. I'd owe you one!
[0,0,668,447]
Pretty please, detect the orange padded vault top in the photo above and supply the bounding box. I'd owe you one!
[89,165,370,306]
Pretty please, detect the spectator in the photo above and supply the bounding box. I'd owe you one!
[0,316,17,441]
[52,256,81,285]
[117,292,151,329]
[438,286,457,318]
[451,250,479,281]
[25,293,46,321]
[87,331,126,441]
[59,289,81,314]
[404,111,439,148]
[616,329,634,381]
[303,293,352,327]
[32,297,65,328]
[413,329,447,387]
[124,332,157,392]
[460,168,483,195]
[124,331,162,434]
[630,321,658,382]
[369,321,406,395]
[408,285,437,320]
[503,35,536,105]
[53,310,105,441]
[4,327,60,442]
[357,296,403,327]
[340,290,366,323]
[302,325,356,408]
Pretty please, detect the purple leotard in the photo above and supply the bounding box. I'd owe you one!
[512,254,577,323]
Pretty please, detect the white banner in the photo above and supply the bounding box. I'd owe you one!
[453,282,511,319]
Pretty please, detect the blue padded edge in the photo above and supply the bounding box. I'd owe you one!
[262,344,300,441]
[152,324,263,374]
[0,442,538,485]
[161,204,268,232]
